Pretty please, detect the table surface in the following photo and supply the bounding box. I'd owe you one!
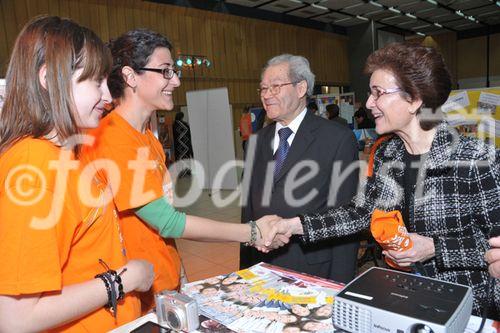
[110,312,499,333]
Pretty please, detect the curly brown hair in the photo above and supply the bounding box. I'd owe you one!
[364,42,451,130]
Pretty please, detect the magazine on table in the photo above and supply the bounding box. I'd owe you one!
[182,263,345,333]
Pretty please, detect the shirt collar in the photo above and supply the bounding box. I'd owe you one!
[275,107,308,134]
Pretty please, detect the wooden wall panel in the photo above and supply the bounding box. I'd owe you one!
[457,36,487,80]
[490,33,500,77]
[0,0,349,117]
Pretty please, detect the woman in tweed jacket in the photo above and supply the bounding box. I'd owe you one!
[273,43,499,318]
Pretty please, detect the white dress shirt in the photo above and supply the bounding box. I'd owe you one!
[273,107,308,154]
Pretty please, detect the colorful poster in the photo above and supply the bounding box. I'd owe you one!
[313,94,339,119]
[444,87,500,147]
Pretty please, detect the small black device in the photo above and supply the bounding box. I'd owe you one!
[130,321,171,333]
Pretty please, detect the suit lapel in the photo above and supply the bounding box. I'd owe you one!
[274,112,317,184]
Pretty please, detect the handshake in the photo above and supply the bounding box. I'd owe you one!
[250,215,304,253]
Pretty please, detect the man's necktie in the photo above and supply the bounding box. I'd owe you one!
[274,127,293,179]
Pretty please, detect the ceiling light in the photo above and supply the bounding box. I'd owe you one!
[356,15,369,21]
[406,13,417,19]
[311,3,328,10]
[496,1,500,6]
[289,0,303,4]
[416,32,426,36]
[456,10,464,17]
[335,17,351,23]
[369,1,383,8]
[426,0,438,5]
[434,22,443,27]
[389,7,401,14]
[466,15,476,22]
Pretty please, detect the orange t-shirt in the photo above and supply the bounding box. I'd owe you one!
[239,113,252,141]
[0,138,140,333]
[83,112,181,312]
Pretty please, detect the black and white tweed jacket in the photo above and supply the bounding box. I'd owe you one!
[300,122,500,317]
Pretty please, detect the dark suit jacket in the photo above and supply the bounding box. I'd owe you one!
[240,111,360,283]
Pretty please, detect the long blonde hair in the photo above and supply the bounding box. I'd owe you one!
[0,15,111,154]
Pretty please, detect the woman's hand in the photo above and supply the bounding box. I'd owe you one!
[384,233,435,267]
[121,259,155,292]
[485,236,500,278]
[254,215,290,252]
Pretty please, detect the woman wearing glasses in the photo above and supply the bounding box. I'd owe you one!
[269,42,499,318]
[81,29,285,313]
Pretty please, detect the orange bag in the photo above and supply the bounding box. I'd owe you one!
[370,209,412,269]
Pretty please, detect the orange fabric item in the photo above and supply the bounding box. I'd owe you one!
[239,112,252,141]
[83,112,181,313]
[0,138,140,332]
[370,209,413,269]
[366,134,393,178]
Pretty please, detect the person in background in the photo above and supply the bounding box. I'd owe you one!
[353,106,375,129]
[0,16,154,332]
[240,54,360,283]
[173,111,193,177]
[82,29,286,313]
[268,42,500,318]
[326,103,348,127]
[239,106,252,155]
[307,100,318,115]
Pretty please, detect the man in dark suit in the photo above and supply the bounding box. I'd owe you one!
[240,54,360,283]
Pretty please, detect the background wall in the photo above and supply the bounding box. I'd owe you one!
[416,32,500,89]
[0,0,350,128]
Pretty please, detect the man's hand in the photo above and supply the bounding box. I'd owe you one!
[384,233,435,267]
[254,215,291,253]
[485,236,500,278]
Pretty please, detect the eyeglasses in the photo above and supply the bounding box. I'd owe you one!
[139,67,182,79]
[257,82,299,96]
[367,87,403,101]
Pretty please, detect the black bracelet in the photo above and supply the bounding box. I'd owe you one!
[105,273,118,317]
[114,268,127,301]
[95,273,113,309]
[96,259,127,318]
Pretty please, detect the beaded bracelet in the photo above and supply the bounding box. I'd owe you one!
[95,273,112,308]
[244,220,262,246]
[95,259,127,317]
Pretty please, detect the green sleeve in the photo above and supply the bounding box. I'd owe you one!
[135,197,186,238]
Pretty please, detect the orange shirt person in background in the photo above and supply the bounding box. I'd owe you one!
[239,107,253,153]
[0,16,153,332]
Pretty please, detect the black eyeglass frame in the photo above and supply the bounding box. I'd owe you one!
[138,67,181,79]
[257,81,301,96]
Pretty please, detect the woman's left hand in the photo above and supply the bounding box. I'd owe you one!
[384,233,435,267]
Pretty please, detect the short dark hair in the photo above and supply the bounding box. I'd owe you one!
[326,104,340,118]
[107,29,173,99]
[354,109,366,119]
[364,42,451,130]
[175,112,184,121]
[307,101,318,111]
